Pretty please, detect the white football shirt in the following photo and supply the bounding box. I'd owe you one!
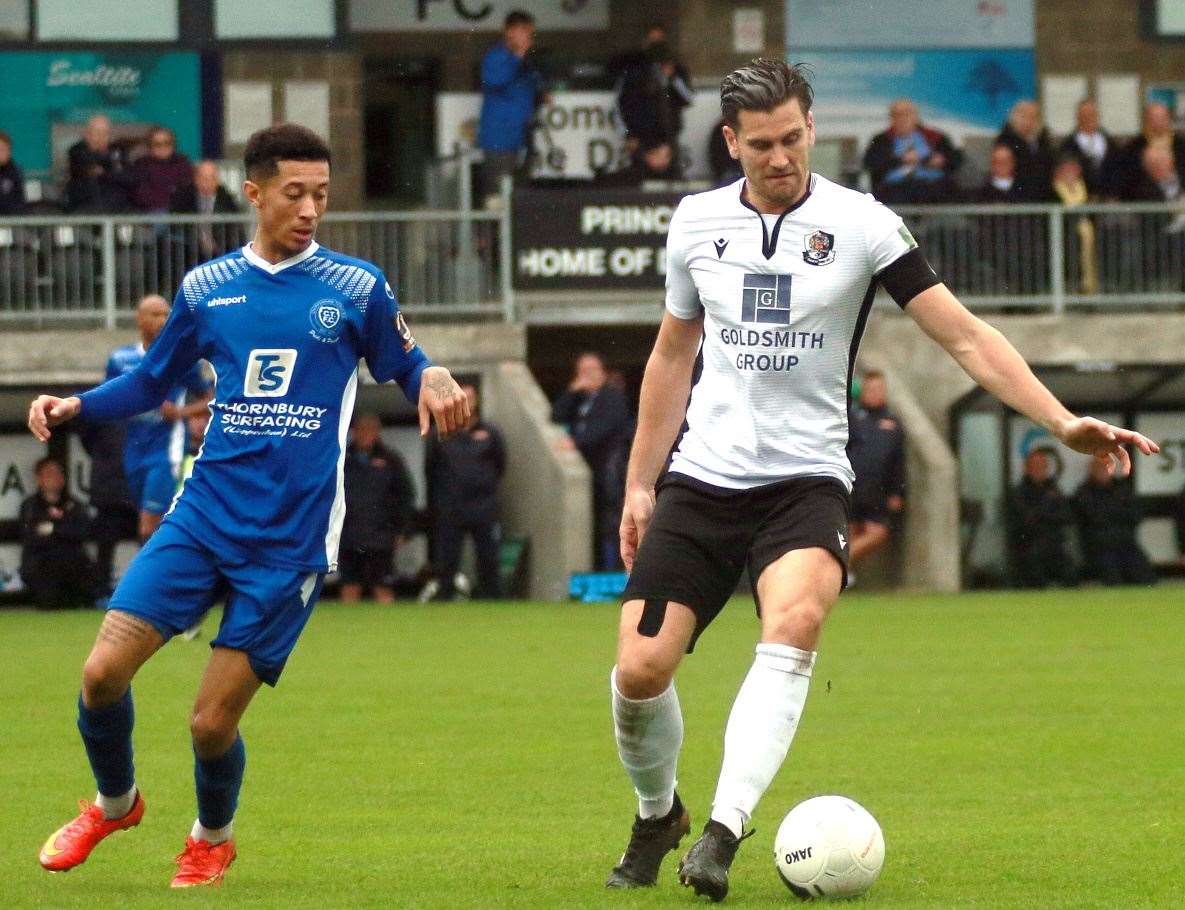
[665,174,916,490]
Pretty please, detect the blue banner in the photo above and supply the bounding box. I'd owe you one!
[0,51,201,174]
[788,0,1034,49]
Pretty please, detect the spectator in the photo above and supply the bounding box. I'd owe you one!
[1007,448,1078,588]
[616,42,691,175]
[552,352,632,571]
[1122,145,1184,291]
[75,421,137,597]
[425,384,507,600]
[1058,99,1118,197]
[339,413,415,604]
[707,118,743,186]
[975,143,1027,203]
[0,130,26,215]
[65,114,130,212]
[1124,145,1183,202]
[477,10,545,205]
[995,100,1055,201]
[1110,102,1185,200]
[171,160,244,261]
[1052,155,1098,294]
[19,457,95,608]
[600,138,680,185]
[1073,457,1156,586]
[128,125,192,213]
[862,98,963,204]
[846,371,905,569]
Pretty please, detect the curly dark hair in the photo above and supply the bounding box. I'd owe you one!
[244,123,331,182]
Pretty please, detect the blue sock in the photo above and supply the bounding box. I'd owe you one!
[194,734,245,830]
[77,689,135,797]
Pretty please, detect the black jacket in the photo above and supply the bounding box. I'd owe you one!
[0,160,26,215]
[426,420,506,524]
[340,442,415,552]
[552,385,632,505]
[994,124,1056,202]
[848,405,905,506]
[1057,132,1119,197]
[65,140,130,212]
[1109,133,1185,200]
[76,421,133,510]
[1007,477,1074,545]
[20,492,90,573]
[1073,478,1141,549]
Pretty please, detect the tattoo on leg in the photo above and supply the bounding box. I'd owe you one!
[98,611,162,650]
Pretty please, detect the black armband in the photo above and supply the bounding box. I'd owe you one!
[877,247,941,308]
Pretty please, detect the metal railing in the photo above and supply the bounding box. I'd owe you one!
[0,179,514,327]
[896,202,1185,313]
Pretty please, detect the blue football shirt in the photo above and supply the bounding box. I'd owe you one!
[105,343,210,476]
[85,242,431,572]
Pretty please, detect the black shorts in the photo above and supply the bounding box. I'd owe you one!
[337,547,394,590]
[622,472,850,651]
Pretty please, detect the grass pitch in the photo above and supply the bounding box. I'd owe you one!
[2,589,1183,909]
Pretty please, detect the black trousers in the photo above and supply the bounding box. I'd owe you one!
[21,554,96,608]
[436,519,500,599]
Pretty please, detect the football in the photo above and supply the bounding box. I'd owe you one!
[773,795,885,899]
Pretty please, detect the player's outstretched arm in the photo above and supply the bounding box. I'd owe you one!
[417,366,470,438]
[27,395,82,442]
[620,311,703,570]
[905,284,1159,475]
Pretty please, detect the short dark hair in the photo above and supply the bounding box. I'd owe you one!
[720,59,814,129]
[35,456,63,475]
[504,10,534,29]
[244,123,331,183]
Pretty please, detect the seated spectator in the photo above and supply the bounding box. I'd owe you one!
[1121,145,1184,291]
[995,100,1055,201]
[1052,155,1098,294]
[1073,458,1156,586]
[0,130,26,215]
[1109,102,1185,201]
[975,144,1027,203]
[600,138,680,185]
[862,99,963,204]
[425,385,506,600]
[171,160,243,261]
[19,457,95,608]
[847,371,905,570]
[1007,449,1078,588]
[129,126,192,213]
[65,114,130,212]
[1058,99,1118,197]
[339,413,415,604]
[552,352,632,571]
[1124,145,1183,202]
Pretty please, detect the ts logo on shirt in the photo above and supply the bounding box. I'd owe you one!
[245,349,297,397]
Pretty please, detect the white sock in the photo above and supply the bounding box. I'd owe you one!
[710,643,816,838]
[95,785,137,820]
[611,667,683,819]
[191,818,233,844]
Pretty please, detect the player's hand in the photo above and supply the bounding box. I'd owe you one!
[418,367,469,439]
[1056,416,1159,477]
[619,485,656,573]
[28,395,81,442]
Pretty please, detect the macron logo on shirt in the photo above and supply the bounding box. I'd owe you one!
[208,294,247,307]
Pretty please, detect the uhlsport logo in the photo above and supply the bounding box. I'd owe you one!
[309,299,344,343]
[741,273,792,325]
[207,294,246,308]
[802,230,835,266]
[245,349,297,397]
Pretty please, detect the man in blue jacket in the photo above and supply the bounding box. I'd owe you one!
[478,10,543,204]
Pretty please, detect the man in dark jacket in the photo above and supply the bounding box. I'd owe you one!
[1057,99,1119,197]
[616,41,692,176]
[170,160,244,264]
[20,457,95,608]
[994,100,1056,202]
[552,352,632,570]
[1073,457,1156,586]
[846,371,905,568]
[75,420,138,596]
[128,126,192,213]
[426,384,506,599]
[863,99,962,204]
[1007,448,1078,588]
[0,130,26,215]
[65,115,131,212]
[1108,102,1185,201]
[339,413,415,603]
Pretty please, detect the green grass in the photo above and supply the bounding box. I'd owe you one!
[2,589,1184,908]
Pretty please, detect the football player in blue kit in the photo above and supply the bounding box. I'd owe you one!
[28,123,470,888]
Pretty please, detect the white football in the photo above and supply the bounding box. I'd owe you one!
[773,795,885,899]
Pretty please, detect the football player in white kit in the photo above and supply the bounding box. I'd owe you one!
[604,59,1159,901]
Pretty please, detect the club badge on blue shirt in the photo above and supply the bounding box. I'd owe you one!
[309,299,344,343]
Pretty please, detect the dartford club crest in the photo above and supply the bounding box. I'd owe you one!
[309,299,344,342]
[802,230,836,266]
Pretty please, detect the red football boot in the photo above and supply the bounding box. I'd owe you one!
[39,792,145,872]
[170,836,237,888]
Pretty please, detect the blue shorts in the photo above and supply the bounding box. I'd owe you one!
[125,461,177,515]
[109,521,324,685]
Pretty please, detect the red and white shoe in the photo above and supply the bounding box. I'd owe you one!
[39,792,145,872]
[171,836,236,888]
